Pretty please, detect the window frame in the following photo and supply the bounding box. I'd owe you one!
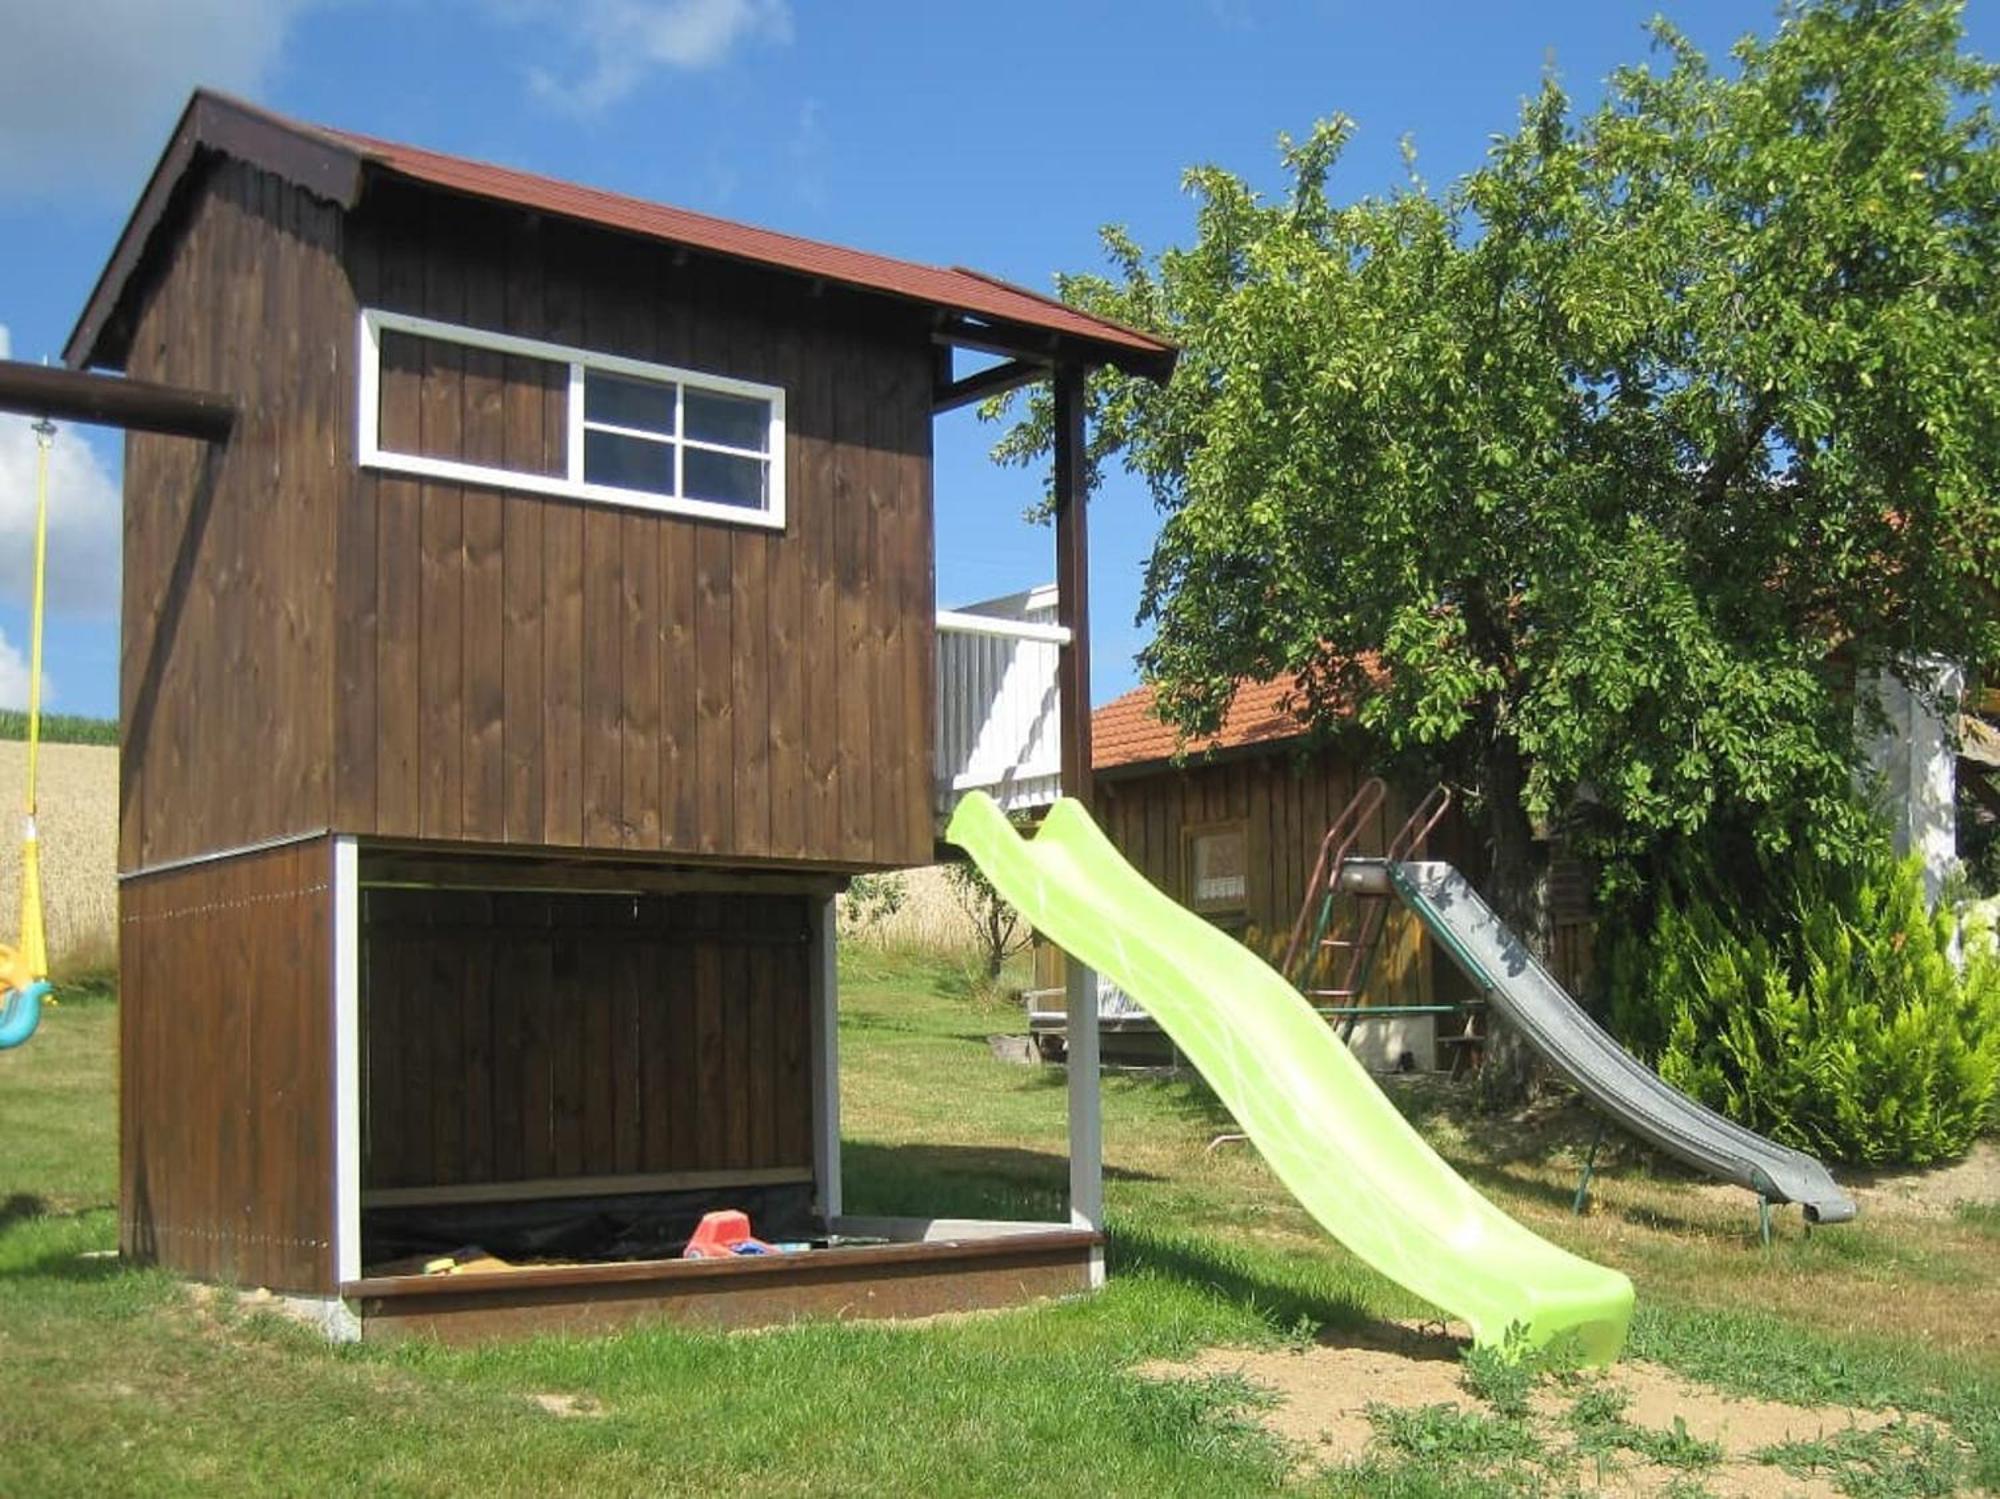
[356,308,787,530]
[1182,818,1251,919]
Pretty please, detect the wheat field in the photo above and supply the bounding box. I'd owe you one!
[0,742,118,978]
[838,863,982,952]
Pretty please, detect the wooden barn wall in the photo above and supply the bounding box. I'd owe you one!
[117,160,348,871]
[361,889,813,1192]
[1093,750,1460,1009]
[120,839,334,1294]
[334,187,937,869]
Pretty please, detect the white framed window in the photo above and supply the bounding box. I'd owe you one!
[1184,820,1249,916]
[356,308,786,529]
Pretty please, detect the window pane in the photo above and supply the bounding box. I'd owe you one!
[584,429,674,495]
[1191,827,1248,909]
[684,387,770,452]
[585,370,676,434]
[683,448,768,509]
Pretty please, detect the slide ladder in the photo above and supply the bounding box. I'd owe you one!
[1281,780,1455,1033]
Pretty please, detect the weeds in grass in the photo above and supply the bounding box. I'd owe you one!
[1282,1312,1320,1352]
[1625,1414,1723,1471]
[1556,1377,1721,1474]
[1563,1381,1634,1452]
[1364,1402,1542,1466]
[1458,1326,1538,1418]
[1755,1421,1969,1498]
[1953,1199,2000,1237]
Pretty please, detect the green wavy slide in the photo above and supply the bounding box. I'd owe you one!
[948,792,1635,1364]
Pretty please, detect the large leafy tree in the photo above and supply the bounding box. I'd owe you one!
[998,1,1999,972]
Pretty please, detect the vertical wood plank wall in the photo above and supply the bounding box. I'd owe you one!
[118,167,939,876]
[118,160,347,872]
[335,188,937,867]
[120,839,334,1293]
[362,889,813,1192]
[1093,751,1451,1008]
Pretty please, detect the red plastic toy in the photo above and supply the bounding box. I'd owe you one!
[681,1209,772,1258]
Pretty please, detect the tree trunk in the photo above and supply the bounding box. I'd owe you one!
[1477,737,1554,1109]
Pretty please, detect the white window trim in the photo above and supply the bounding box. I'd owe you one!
[356,307,787,531]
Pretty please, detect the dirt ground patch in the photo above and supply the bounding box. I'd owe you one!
[1137,1322,1964,1496]
[1846,1139,2000,1219]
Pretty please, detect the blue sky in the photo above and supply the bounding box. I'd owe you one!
[1,0,1993,719]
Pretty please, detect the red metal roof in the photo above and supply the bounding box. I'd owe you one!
[1093,677,1314,771]
[68,90,1179,378]
[326,123,1173,366]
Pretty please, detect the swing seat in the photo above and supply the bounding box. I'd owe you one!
[0,979,49,1051]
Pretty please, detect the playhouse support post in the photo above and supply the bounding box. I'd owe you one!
[329,835,363,1339]
[810,893,843,1223]
[1053,361,1104,1282]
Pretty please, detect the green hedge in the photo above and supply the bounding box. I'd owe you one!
[0,711,118,746]
[1606,840,2000,1167]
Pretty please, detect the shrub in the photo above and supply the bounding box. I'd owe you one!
[943,858,1031,980]
[1606,839,2000,1166]
[838,873,907,939]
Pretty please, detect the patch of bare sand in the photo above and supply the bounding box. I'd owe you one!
[529,1392,606,1419]
[1135,1321,1961,1497]
[1847,1139,2000,1220]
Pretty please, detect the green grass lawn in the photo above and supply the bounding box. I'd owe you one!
[1,954,1995,1496]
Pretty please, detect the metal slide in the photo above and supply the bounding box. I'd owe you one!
[948,793,1635,1363]
[1368,860,1856,1225]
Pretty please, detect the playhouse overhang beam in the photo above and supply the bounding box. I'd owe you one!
[931,356,1047,415]
[0,359,236,442]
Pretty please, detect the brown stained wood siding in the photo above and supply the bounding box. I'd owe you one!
[120,839,335,1293]
[361,889,813,1192]
[336,191,936,867]
[376,330,567,476]
[118,160,347,870]
[1093,749,1451,1010]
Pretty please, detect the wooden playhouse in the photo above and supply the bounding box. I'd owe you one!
[51,90,1174,1341]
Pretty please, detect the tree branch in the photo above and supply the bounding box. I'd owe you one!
[1699,389,1780,506]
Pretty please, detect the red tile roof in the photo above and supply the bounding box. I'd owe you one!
[1093,677,1314,771]
[69,90,1177,379]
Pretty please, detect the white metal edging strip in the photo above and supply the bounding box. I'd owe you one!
[332,836,361,1288]
[810,894,843,1221]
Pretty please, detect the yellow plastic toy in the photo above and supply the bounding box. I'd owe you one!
[0,417,56,1049]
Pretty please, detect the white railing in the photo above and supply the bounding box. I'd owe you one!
[935,584,1067,815]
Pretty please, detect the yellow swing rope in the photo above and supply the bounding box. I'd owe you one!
[26,420,50,825]
[12,419,53,987]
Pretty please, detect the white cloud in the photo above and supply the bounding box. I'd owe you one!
[787,97,830,209]
[0,334,123,621]
[0,629,40,713]
[505,0,794,113]
[0,1,793,191]
[0,0,322,200]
